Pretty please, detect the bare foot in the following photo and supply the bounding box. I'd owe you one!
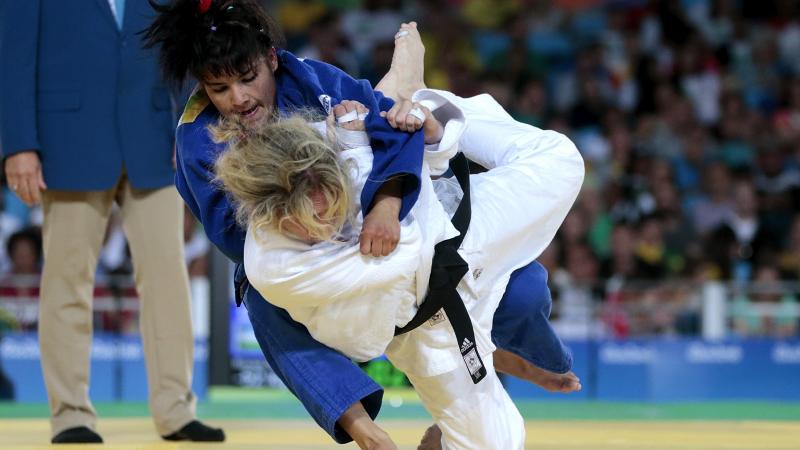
[376,22,426,100]
[494,349,582,393]
[417,424,442,450]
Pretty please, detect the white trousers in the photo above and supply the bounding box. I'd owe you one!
[407,356,525,450]
[403,94,584,449]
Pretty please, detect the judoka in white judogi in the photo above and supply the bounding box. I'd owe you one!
[244,90,585,449]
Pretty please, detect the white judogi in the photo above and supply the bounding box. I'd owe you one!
[244,91,585,449]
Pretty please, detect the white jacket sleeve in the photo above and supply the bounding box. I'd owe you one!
[244,222,421,310]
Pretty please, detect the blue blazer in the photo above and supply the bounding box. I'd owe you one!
[0,0,176,190]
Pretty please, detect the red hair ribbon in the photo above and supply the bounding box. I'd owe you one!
[198,0,212,14]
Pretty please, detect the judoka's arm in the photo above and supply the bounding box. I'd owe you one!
[341,82,420,258]
[338,402,396,450]
[302,58,424,220]
[360,180,402,257]
[329,100,404,257]
[246,232,420,310]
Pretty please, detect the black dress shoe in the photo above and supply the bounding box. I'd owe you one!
[162,420,225,442]
[51,426,103,444]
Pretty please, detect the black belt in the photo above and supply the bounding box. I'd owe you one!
[394,153,487,384]
[234,263,248,307]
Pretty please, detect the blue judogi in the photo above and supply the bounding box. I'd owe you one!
[176,51,571,443]
[493,261,573,374]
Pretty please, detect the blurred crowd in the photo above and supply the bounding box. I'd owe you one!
[275,0,800,279]
[1,0,799,338]
[274,0,800,338]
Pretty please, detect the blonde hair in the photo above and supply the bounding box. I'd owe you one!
[212,115,353,242]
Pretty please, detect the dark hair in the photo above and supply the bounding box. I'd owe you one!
[6,227,42,262]
[142,0,284,86]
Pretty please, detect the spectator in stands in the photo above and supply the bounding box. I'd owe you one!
[97,212,132,276]
[691,162,736,235]
[6,228,41,276]
[0,306,16,400]
[716,92,757,169]
[719,179,774,277]
[633,214,670,279]
[652,182,696,273]
[0,195,24,274]
[552,242,603,339]
[755,142,800,241]
[602,222,638,283]
[773,78,800,144]
[512,78,549,127]
[580,184,613,260]
[297,11,361,77]
[636,84,686,160]
[732,264,798,337]
[560,209,591,249]
[671,124,713,204]
[341,0,406,63]
[0,228,43,318]
[777,214,800,279]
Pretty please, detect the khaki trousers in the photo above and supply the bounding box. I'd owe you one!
[39,175,196,437]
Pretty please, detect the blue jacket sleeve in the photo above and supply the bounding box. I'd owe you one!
[360,88,425,221]
[0,0,41,156]
[176,108,246,263]
[276,52,424,220]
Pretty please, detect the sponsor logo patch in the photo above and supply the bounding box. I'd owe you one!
[427,309,446,326]
[464,348,483,375]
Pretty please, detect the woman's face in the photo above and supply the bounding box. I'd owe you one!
[281,190,334,244]
[203,50,279,126]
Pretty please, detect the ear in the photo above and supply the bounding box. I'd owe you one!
[267,47,279,73]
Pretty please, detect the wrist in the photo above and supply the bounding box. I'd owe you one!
[424,125,443,144]
[371,179,403,216]
[423,119,444,145]
[338,402,392,450]
[372,194,401,216]
[354,428,392,450]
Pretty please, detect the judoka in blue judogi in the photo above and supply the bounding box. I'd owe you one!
[145,1,575,443]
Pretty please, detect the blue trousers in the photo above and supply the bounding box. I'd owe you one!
[491,261,573,374]
[243,260,570,443]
